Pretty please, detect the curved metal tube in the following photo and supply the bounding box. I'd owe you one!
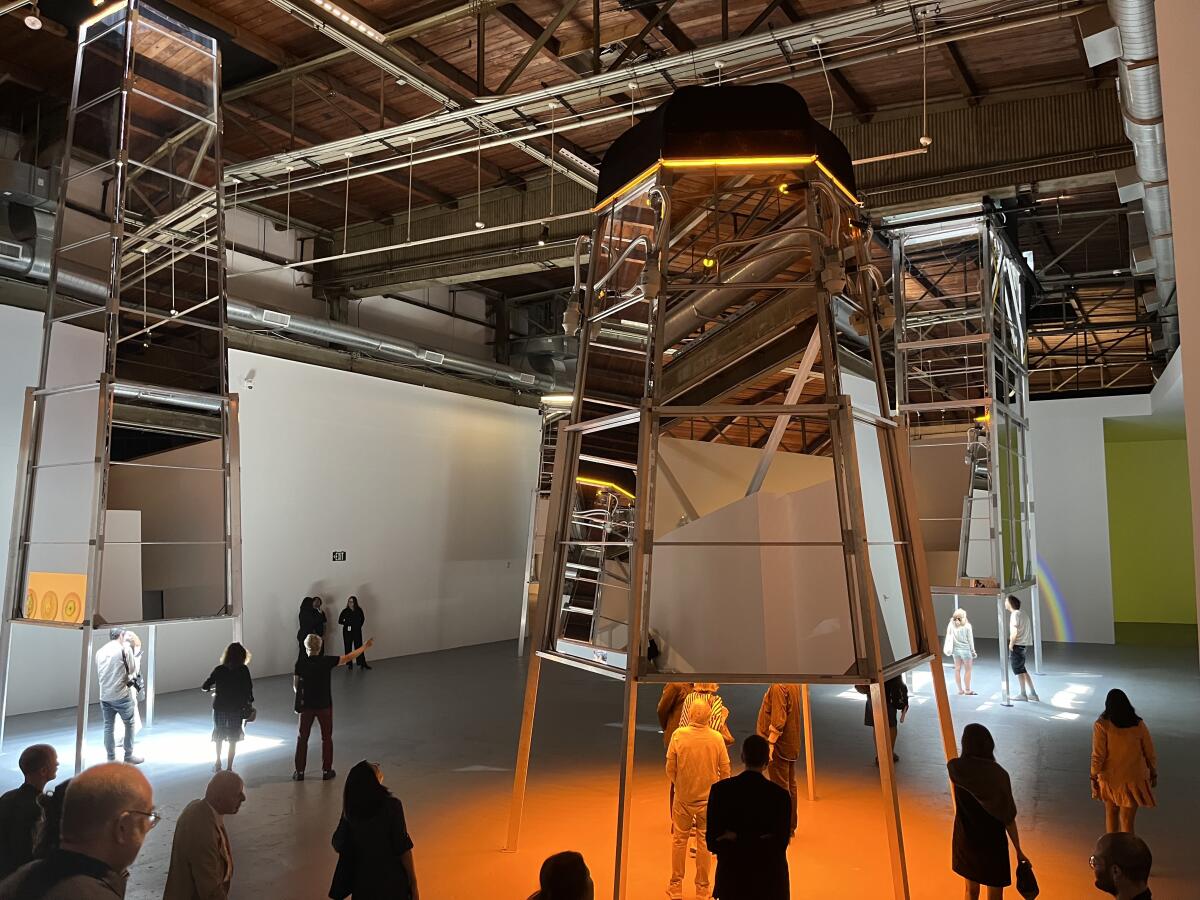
[593,235,650,293]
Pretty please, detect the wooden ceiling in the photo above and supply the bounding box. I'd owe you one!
[0,0,1159,397]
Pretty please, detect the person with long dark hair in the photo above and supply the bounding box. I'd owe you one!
[337,597,371,671]
[328,761,420,900]
[297,597,325,660]
[948,723,1029,899]
[31,777,69,860]
[528,851,594,900]
[1091,689,1157,835]
[202,643,255,772]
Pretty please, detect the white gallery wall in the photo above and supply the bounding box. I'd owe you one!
[1027,394,1152,644]
[0,303,540,715]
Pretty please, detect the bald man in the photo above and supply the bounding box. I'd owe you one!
[1092,832,1153,899]
[0,762,155,899]
[163,771,245,900]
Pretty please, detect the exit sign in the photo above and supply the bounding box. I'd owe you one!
[332,551,347,562]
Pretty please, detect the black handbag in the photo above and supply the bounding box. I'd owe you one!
[1016,858,1039,899]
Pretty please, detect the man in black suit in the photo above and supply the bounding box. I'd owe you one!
[705,734,791,900]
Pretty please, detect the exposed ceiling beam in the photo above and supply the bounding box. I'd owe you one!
[634,1,696,52]
[495,0,579,94]
[941,42,982,102]
[829,70,874,123]
[741,0,790,37]
[607,0,679,73]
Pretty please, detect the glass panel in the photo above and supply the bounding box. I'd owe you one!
[96,541,227,623]
[78,20,128,108]
[36,388,101,466]
[72,91,125,164]
[131,9,216,121]
[20,545,90,623]
[27,464,98,545]
[590,178,656,306]
[648,545,856,677]
[42,318,106,389]
[105,438,224,544]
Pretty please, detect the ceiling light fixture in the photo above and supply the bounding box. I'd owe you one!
[24,2,42,30]
[311,0,386,43]
[537,224,549,246]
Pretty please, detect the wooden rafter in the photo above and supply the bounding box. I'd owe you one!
[634,1,696,52]
[495,0,579,94]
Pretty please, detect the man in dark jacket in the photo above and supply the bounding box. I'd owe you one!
[705,735,790,900]
[0,762,155,900]
[0,744,58,878]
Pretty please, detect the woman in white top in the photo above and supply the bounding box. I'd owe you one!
[944,608,978,695]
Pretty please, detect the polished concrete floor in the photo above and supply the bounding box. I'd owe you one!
[1,638,1197,899]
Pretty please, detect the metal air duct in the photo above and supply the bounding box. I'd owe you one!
[1093,1,1177,349]
[0,201,557,393]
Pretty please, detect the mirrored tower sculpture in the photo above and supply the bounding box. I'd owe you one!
[507,84,955,900]
[0,0,241,771]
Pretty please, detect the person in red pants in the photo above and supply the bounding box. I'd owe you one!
[293,633,373,781]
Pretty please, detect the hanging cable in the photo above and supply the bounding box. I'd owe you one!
[343,152,350,253]
[548,100,556,218]
[285,166,292,234]
[474,129,484,229]
[406,138,414,244]
[920,13,932,147]
[815,39,835,130]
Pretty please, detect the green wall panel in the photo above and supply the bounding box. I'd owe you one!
[1104,431,1196,625]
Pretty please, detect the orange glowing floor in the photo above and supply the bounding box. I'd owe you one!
[2,639,1195,899]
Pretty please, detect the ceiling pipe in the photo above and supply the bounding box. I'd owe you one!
[0,203,558,393]
[1088,1,1176,351]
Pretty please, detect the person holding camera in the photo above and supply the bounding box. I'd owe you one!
[93,628,144,764]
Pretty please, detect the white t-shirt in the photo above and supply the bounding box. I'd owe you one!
[94,640,135,702]
[1010,609,1032,646]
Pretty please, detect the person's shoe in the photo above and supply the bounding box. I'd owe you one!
[124,755,144,765]
[106,756,116,763]
[292,771,304,781]
[893,753,900,763]
[1028,692,1040,702]
[1014,693,1029,702]
[360,663,372,670]
[322,769,336,781]
[213,761,222,773]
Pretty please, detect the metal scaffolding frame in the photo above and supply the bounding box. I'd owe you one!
[506,157,956,900]
[0,0,242,772]
[889,207,1043,707]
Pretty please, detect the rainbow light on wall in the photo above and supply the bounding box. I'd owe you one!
[1035,554,1073,642]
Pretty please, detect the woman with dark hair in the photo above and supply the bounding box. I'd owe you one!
[1091,688,1157,834]
[298,597,325,660]
[528,851,594,900]
[329,761,420,900]
[31,777,69,859]
[338,596,371,671]
[948,723,1029,899]
[202,642,254,772]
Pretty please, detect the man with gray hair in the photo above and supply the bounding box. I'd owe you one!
[163,771,245,900]
[0,762,156,898]
[665,697,730,900]
[293,632,372,781]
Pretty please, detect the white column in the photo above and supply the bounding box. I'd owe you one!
[1156,0,1200,655]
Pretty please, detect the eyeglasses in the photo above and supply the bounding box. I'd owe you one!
[124,809,162,829]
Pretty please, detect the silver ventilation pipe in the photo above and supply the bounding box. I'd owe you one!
[1098,1,1177,350]
[0,203,557,393]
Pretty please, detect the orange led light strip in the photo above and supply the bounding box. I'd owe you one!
[592,155,860,212]
[660,154,818,169]
[576,476,636,501]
